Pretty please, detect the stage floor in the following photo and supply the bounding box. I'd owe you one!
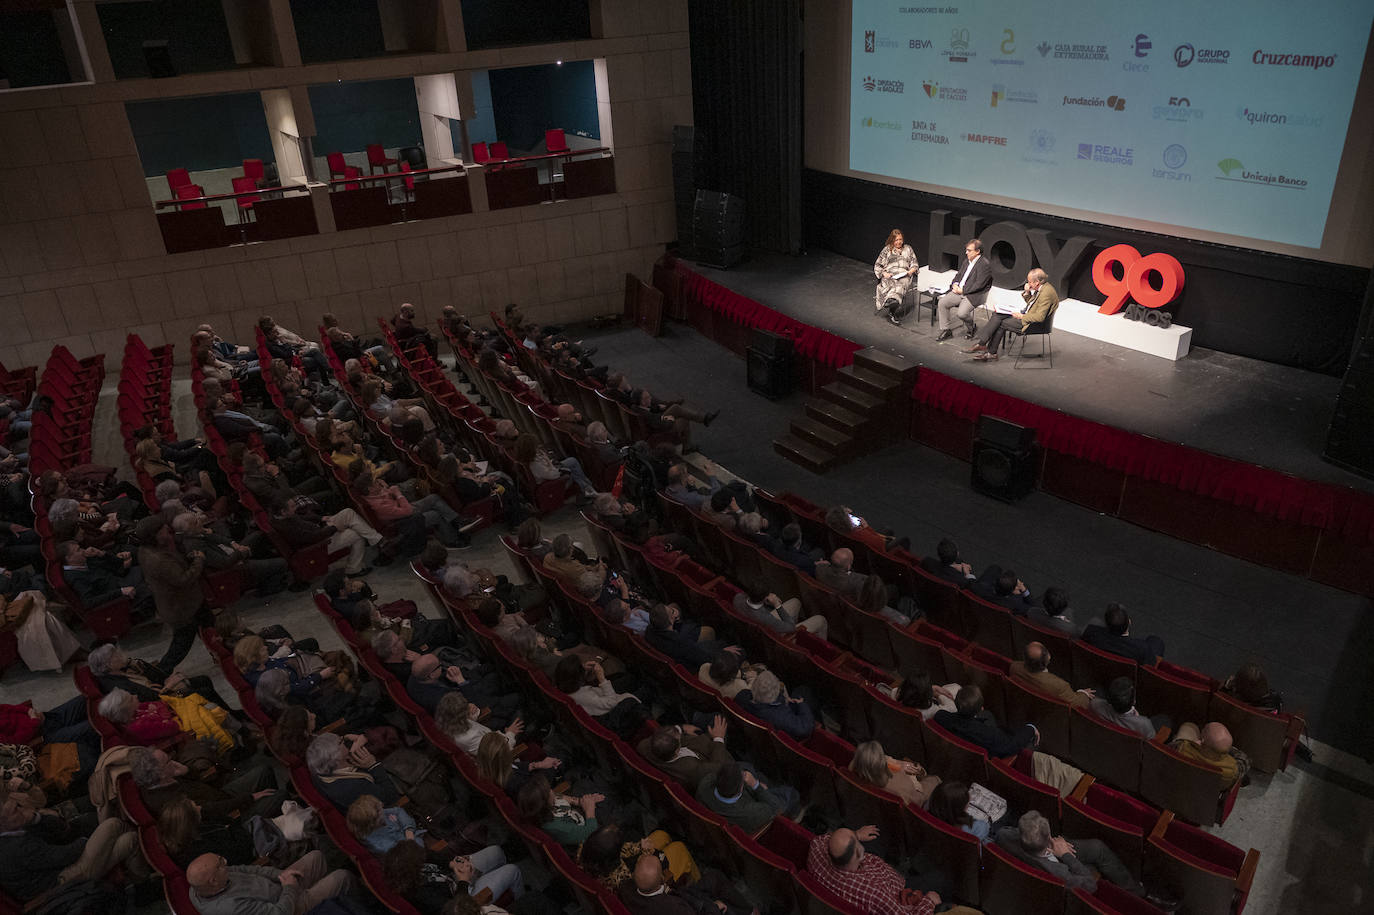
[688,249,1372,493]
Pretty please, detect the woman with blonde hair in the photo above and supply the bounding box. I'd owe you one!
[158,795,257,868]
[474,730,560,799]
[347,793,421,855]
[873,227,918,324]
[848,739,941,807]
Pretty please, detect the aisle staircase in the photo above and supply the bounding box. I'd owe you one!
[773,347,919,473]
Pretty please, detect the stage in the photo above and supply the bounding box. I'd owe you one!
[685,249,1371,494]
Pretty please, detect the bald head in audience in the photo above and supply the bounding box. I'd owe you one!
[633,853,666,894]
[1201,722,1233,754]
[827,828,863,871]
[831,548,855,572]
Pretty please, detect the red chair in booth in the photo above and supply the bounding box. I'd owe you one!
[471,142,490,164]
[366,143,397,173]
[175,183,206,210]
[231,176,260,222]
[545,128,569,152]
[242,158,264,184]
[342,166,363,191]
[489,141,509,160]
[165,167,192,191]
[1144,813,1258,915]
[326,151,349,179]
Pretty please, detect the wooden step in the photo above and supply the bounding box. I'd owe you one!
[836,363,901,399]
[819,382,884,416]
[773,434,838,474]
[790,416,854,456]
[805,398,870,438]
[853,346,916,380]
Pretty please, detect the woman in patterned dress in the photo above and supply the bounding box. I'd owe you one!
[873,228,918,323]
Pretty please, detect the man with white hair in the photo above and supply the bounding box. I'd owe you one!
[187,849,352,915]
[172,511,293,595]
[995,811,1171,905]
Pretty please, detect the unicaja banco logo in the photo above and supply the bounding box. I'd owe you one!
[1216,157,1308,188]
[1217,157,1242,176]
[1132,34,1151,57]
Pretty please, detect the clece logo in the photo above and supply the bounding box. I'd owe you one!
[1077,142,1134,165]
[990,83,1038,106]
[1055,42,1110,61]
[1152,96,1203,121]
[942,26,974,62]
[1036,41,1052,57]
[1153,144,1192,182]
[1133,34,1152,57]
[922,80,968,101]
[1215,157,1308,188]
[963,132,1008,146]
[910,119,950,144]
[860,116,902,130]
[1236,106,1323,128]
[1023,128,1057,163]
[865,30,875,53]
[1252,49,1338,70]
[1063,94,1126,111]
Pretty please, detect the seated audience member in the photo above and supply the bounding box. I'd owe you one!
[171,511,291,596]
[995,811,1159,901]
[0,790,146,903]
[604,595,652,635]
[87,642,232,711]
[1082,602,1165,664]
[927,780,993,844]
[849,740,940,808]
[360,377,435,434]
[129,746,282,822]
[895,672,960,720]
[435,691,522,756]
[698,650,757,700]
[769,523,818,576]
[619,853,754,915]
[732,579,829,639]
[553,655,646,737]
[208,399,289,458]
[59,539,151,610]
[855,573,913,625]
[270,497,384,575]
[645,602,724,669]
[814,548,866,600]
[824,504,908,554]
[473,595,529,642]
[346,794,420,855]
[514,518,556,561]
[391,302,438,357]
[1222,661,1284,712]
[158,795,258,869]
[806,826,946,915]
[928,538,979,586]
[735,671,816,741]
[475,730,561,800]
[695,761,800,832]
[353,472,464,551]
[517,775,605,847]
[1089,677,1171,739]
[307,731,403,810]
[580,822,701,893]
[407,653,519,725]
[698,488,741,530]
[975,568,1035,613]
[542,533,599,584]
[514,433,596,499]
[323,570,457,650]
[1168,722,1249,790]
[638,717,732,792]
[933,685,1038,757]
[1028,586,1078,636]
[257,314,330,377]
[0,695,95,748]
[1008,642,1092,708]
[663,461,722,510]
[97,687,181,744]
[382,839,524,912]
[591,492,657,543]
[186,850,352,915]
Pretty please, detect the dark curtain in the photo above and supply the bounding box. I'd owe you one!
[688,0,802,254]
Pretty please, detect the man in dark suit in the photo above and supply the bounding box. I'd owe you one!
[769,523,820,576]
[936,238,994,342]
[814,548,866,600]
[1082,603,1165,664]
[59,540,152,610]
[644,603,726,668]
[405,653,518,726]
[637,718,733,791]
[933,685,1038,757]
[924,537,979,586]
[973,568,1035,614]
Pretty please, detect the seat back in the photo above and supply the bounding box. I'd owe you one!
[490,141,509,159]
[963,592,1016,658]
[921,718,990,786]
[175,183,206,209]
[724,825,800,915]
[889,623,958,684]
[1067,882,1169,915]
[832,767,910,861]
[472,141,490,163]
[1071,639,1139,693]
[1137,662,1215,735]
[1139,735,1230,826]
[545,128,569,152]
[326,151,347,176]
[242,158,264,181]
[911,564,968,634]
[165,167,192,189]
[231,176,260,206]
[1068,706,1145,793]
[365,143,388,166]
[1144,817,1255,915]
[1206,689,1302,774]
[980,842,1067,915]
[907,802,983,905]
[1002,677,1071,759]
[1062,780,1162,881]
[985,756,1062,831]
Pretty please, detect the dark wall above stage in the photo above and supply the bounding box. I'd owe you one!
[804,170,1371,375]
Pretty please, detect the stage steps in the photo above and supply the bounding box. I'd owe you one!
[773,347,919,474]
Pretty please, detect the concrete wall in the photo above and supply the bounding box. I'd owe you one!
[0,0,692,371]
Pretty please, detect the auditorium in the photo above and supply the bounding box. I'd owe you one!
[1,1,1371,914]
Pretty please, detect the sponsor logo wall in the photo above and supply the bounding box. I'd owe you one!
[848,0,1373,247]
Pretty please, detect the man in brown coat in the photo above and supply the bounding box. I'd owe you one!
[1008,641,1092,708]
[637,717,732,792]
[136,516,207,672]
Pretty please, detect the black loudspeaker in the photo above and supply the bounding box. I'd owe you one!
[142,40,176,78]
[971,416,1036,501]
[1323,270,1374,479]
[747,331,794,399]
[693,189,745,268]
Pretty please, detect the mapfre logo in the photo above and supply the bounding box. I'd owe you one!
[962,133,1008,146]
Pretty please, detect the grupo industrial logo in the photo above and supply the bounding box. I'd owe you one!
[1174,44,1229,67]
[862,76,905,93]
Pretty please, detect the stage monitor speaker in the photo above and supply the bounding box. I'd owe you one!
[972,416,1037,501]
[142,40,176,78]
[976,414,1036,452]
[1323,269,1374,479]
[747,346,793,400]
[751,328,793,361]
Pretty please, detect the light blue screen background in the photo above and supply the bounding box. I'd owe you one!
[848,1,1374,248]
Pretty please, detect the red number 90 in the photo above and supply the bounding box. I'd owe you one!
[1091,244,1185,315]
